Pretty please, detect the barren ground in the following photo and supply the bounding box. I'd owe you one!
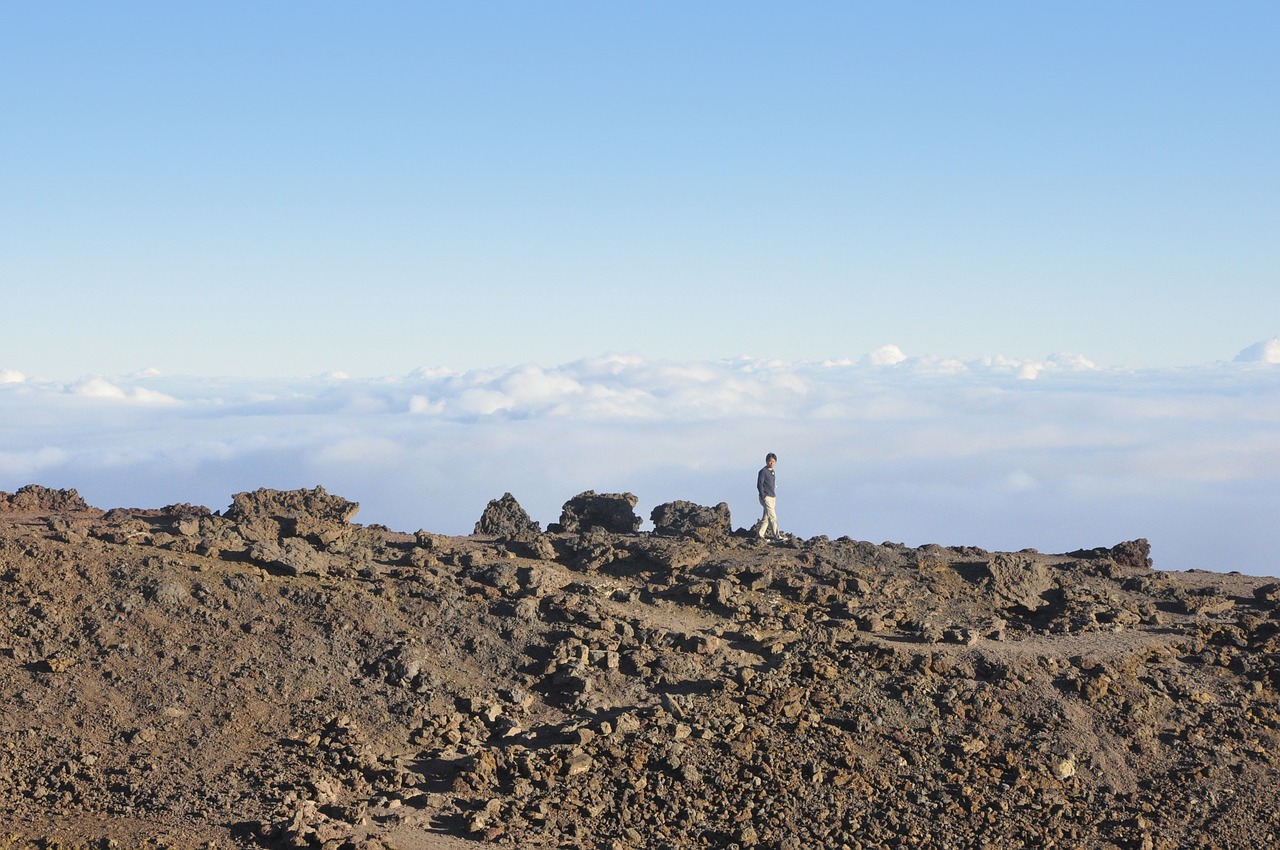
[2,485,1278,849]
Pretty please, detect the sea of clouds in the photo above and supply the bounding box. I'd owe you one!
[2,340,1278,576]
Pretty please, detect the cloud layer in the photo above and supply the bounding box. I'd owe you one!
[3,341,1278,575]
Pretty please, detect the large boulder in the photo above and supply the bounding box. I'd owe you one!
[247,538,333,577]
[630,536,711,574]
[650,500,731,543]
[985,553,1055,611]
[1068,539,1153,570]
[474,493,555,560]
[474,493,541,537]
[223,486,360,546]
[550,491,641,535]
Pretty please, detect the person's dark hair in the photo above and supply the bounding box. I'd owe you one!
[766,453,777,463]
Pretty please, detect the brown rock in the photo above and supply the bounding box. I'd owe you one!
[551,491,641,534]
[650,500,732,542]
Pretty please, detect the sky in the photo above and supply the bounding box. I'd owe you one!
[2,3,1278,575]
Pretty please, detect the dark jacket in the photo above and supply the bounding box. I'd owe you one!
[757,466,776,499]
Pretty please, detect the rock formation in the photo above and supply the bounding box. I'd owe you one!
[474,492,555,560]
[549,490,642,534]
[650,499,732,543]
[0,484,90,513]
[474,492,542,538]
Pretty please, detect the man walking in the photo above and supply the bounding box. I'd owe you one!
[756,452,779,540]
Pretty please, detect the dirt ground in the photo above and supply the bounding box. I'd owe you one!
[2,484,1279,849]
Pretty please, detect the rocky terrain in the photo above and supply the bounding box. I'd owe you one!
[2,483,1279,849]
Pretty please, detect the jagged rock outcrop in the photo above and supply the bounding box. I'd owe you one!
[0,484,91,513]
[224,485,360,547]
[1068,538,1154,569]
[474,492,555,560]
[474,492,541,538]
[216,486,373,577]
[985,552,1055,611]
[549,490,641,534]
[650,499,732,543]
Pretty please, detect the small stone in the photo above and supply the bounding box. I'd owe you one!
[565,752,594,776]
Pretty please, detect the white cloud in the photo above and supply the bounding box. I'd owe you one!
[0,447,69,478]
[71,378,128,399]
[455,388,516,417]
[866,345,907,366]
[1046,353,1098,371]
[912,355,970,375]
[2,346,1277,575]
[501,366,584,409]
[408,394,443,415]
[1235,338,1280,365]
[70,377,178,405]
[0,370,25,384]
[132,387,180,405]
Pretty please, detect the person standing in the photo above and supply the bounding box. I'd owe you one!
[756,452,779,540]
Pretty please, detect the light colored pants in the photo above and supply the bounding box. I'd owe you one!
[758,495,778,538]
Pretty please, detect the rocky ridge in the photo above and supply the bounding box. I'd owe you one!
[1,484,1279,849]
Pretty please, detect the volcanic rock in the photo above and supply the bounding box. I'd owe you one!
[224,484,360,546]
[0,484,91,513]
[650,499,732,543]
[474,492,541,538]
[550,490,641,534]
[985,552,1055,611]
[473,492,555,560]
[2,484,1279,850]
[1067,537,1154,569]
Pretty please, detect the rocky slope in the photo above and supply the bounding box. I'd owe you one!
[1,484,1279,849]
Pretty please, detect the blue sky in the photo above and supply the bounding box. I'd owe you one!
[3,2,1277,377]
[2,3,1278,575]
